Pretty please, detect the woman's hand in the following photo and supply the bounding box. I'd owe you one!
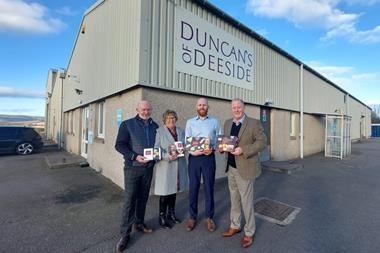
[169,154,178,161]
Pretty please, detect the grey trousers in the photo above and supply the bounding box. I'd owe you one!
[227,166,255,237]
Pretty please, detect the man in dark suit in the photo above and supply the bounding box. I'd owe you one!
[221,98,267,248]
[115,100,159,252]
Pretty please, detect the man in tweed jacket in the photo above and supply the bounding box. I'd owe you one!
[221,98,267,249]
[115,100,159,252]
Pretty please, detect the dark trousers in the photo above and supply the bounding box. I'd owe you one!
[120,166,153,236]
[159,194,176,214]
[188,153,216,219]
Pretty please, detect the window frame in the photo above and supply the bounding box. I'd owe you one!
[97,101,105,138]
[289,112,297,138]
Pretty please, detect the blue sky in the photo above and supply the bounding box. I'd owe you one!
[0,0,379,116]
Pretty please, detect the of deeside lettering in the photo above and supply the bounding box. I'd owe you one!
[179,21,253,83]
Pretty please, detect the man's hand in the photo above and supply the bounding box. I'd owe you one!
[231,147,243,156]
[136,155,149,164]
[203,149,213,156]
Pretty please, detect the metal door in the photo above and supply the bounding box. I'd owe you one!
[81,107,89,158]
[260,107,271,162]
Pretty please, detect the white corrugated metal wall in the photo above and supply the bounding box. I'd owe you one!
[61,0,371,140]
[63,0,142,112]
[139,0,300,111]
[303,70,346,114]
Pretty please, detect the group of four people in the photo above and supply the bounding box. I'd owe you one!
[115,97,267,252]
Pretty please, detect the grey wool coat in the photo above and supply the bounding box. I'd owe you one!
[153,126,189,196]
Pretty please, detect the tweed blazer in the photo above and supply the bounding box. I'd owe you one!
[153,126,189,195]
[224,116,267,180]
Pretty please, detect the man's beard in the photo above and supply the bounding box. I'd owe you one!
[197,108,208,117]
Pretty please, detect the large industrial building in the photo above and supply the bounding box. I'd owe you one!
[46,0,372,188]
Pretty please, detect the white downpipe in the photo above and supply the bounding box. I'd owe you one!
[59,70,65,149]
[365,107,367,137]
[300,64,304,159]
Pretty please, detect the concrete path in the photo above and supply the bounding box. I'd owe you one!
[0,139,379,253]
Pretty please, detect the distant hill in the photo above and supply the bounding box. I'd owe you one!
[0,114,44,123]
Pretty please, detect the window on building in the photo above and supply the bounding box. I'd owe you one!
[97,102,105,138]
[290,112,297,138]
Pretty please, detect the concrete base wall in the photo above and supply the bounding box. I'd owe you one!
[87,89,143,188]
[271,109,300,161]
[63,87,262,188]
[143,88,260,180]
[63,87,326,189]
[303,114,325,156]
[64,109,82,154]
[271,110,325,160]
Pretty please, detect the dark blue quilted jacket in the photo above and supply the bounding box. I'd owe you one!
[115,115,158,168]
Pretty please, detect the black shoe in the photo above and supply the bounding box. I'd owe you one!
[134,223,153,234]
[116,235,130,252]
[159,212,172,229]
[168,208,181,224]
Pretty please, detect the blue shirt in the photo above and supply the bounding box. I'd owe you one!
[185,115,221,148]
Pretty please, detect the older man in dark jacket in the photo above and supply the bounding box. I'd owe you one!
[115,100,158,253]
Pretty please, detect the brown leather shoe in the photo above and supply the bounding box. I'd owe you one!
[186,218,196,232]
[206,218,216,232]
[240,236,254,248]
[222,227,242,237]
[134,223,153,234]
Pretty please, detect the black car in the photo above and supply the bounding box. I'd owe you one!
[0,126,43,155]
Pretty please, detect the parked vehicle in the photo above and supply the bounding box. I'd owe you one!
[0,126,43,155]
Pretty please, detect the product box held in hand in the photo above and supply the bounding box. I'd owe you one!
[168,141,185,157]
[185,137,211,152]
[143,147,162,160]
[216,135,238,152]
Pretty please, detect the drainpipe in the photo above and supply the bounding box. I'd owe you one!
[300,64,304,159]
[365,107,367,138]
[59,69,66,149]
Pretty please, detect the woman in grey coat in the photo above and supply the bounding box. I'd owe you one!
[154,110,188,229]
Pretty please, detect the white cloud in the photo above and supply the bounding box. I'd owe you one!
[322,23,380,44]
[307,61,380,104]
[55,6,77,16]
[308,61,353,76]
[0,108,37,113]
[255,28,268,37]
[246,0,357,29]
[246,0,380,44]
[307,60,378,88]
[0,86,44,98]
[367,99,380,105]
[0,0,65,34]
